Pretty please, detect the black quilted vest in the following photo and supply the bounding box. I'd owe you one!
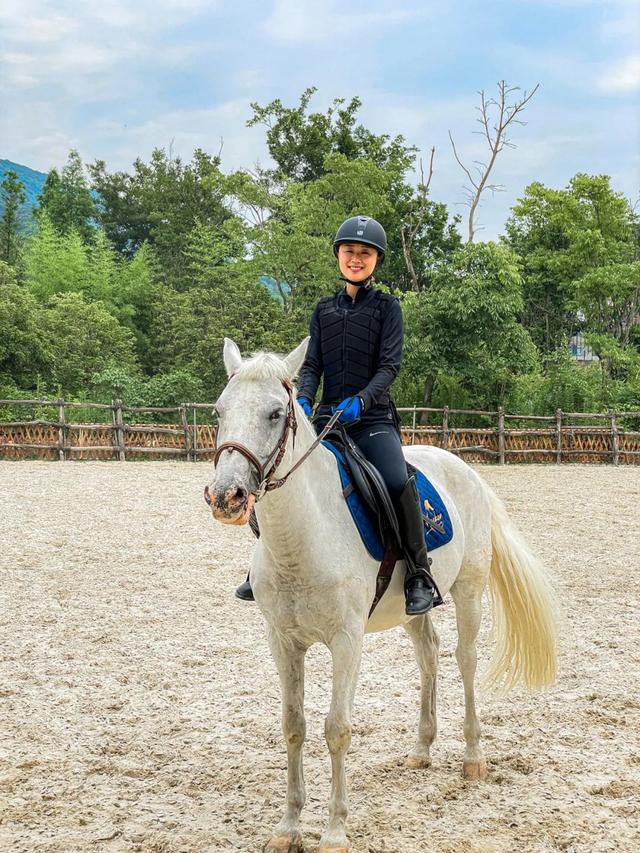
[318,288,390,407]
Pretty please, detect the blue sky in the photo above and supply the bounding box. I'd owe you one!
[1,0,638,239]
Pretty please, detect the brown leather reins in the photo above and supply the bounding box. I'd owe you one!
[212,377,344,502]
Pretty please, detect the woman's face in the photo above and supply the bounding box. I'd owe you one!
[337,242,378,283]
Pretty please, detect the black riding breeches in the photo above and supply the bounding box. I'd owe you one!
[314,413,410,499]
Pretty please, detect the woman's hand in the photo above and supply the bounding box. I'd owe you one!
[332,395,363,424]
[296,396,312,417]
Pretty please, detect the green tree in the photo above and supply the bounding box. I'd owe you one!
[34,150,98,243]
[245,88,461,293]
[230,151,461,317]
[403,242,538,415]
[506,349,605,415]
[0,261,50,388]
[89,147,232,287]
[0,170,26,266]
[506,173,639,360]
[23,213,89,299]
[145,275,300,397]
[182,216,248,291]
[113,241,163,360]
[247,86,416,183]
[38,291,138,395]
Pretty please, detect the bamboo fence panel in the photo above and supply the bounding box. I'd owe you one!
[1,399,639,464]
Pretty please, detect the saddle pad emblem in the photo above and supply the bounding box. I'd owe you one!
[322,440,454,561]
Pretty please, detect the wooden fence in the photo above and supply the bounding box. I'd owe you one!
[1,398,639,464]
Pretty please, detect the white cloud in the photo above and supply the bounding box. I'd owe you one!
[600,0,640,43]
[0,0,211,94]
[595,55,640,94]
[261,0,422,43]
[1,0,638,244]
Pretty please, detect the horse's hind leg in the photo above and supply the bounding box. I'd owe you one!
[450,574,488,780]
[403,613,439,769]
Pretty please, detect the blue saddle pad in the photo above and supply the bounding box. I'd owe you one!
[322,440,453,561]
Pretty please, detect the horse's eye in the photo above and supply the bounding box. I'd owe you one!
[269,409,282,421]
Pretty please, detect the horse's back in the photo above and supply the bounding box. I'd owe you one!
[403,443,493,573]
[365,445,488,633]
[403,444,490,523]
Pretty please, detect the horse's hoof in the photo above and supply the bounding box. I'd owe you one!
[405,753,432,769]
[266,835,303,852]
[462,760,488,780]
[318,847,348,853]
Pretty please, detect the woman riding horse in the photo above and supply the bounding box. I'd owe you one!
[235,215,439,615]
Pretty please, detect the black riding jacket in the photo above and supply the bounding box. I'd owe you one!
[296,283,403,427]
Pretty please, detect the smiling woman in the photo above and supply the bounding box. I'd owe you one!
[333,214,386,292]
[230,214,442,617]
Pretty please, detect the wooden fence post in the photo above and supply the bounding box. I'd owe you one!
[193,407,198,458]
[556,409,563,464]
[181,404,192,462]
[57,399,66,461]
[411,405,417,444]
[113,399,126,461]
[610,410,619,466]
[441,406,449,449]
[497,406,505,465]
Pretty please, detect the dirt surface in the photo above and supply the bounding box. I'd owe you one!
[1,461,639,852]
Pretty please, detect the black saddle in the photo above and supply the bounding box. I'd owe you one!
[321,423,410,554]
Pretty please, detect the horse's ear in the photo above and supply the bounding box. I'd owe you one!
[223,337,243,378]
[283,336,310,380]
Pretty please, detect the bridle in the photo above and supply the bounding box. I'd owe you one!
[212,376,344,502]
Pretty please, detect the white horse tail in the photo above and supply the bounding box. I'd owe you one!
[483,482,558,691]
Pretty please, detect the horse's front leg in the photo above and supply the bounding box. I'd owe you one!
[266,630,307,853]
[319,626,364,853]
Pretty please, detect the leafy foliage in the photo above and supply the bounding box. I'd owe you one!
[34,150,98,243]
[0,170,26,266]
[88,148,232,288]
[2,92,638,418]
[403,243,538,412]
[506,174,640,372]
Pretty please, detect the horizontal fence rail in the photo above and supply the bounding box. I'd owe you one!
[0,399,639,464]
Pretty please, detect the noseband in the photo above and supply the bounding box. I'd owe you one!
[212,376,343,502]
[213,377,300,501]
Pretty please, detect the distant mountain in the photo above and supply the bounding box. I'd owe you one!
[0,159,48,232]
[259,275,291,304]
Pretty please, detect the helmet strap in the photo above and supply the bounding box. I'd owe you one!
[339,274,374,288]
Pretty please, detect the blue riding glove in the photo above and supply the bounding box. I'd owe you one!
[296,396,312,417]
[332,395,363,424]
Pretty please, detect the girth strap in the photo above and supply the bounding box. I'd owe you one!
[369,546,400,617]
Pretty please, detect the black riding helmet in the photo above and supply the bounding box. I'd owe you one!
[333,215,387,267]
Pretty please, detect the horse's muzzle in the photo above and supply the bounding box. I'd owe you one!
[204,483,255,525]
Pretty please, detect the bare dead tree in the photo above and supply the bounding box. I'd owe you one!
[449,80,539,242]
[400,146,435,292]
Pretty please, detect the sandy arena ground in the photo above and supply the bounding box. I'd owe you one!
[0,461,639,853]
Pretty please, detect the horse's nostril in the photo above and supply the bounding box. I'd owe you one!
[204,485,212,505]
[234,486,248,502]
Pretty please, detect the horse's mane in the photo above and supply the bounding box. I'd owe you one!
[233,351,290,382]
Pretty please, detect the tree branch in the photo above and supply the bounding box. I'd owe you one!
[450,80,539,242]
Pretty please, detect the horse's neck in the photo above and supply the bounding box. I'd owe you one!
[255,420,341,566]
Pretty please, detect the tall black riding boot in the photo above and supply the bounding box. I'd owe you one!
[396,475,442,616]
[234,506,260,602]
[235,571,254,601]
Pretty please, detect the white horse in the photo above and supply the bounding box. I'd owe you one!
[205,337,557,853]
